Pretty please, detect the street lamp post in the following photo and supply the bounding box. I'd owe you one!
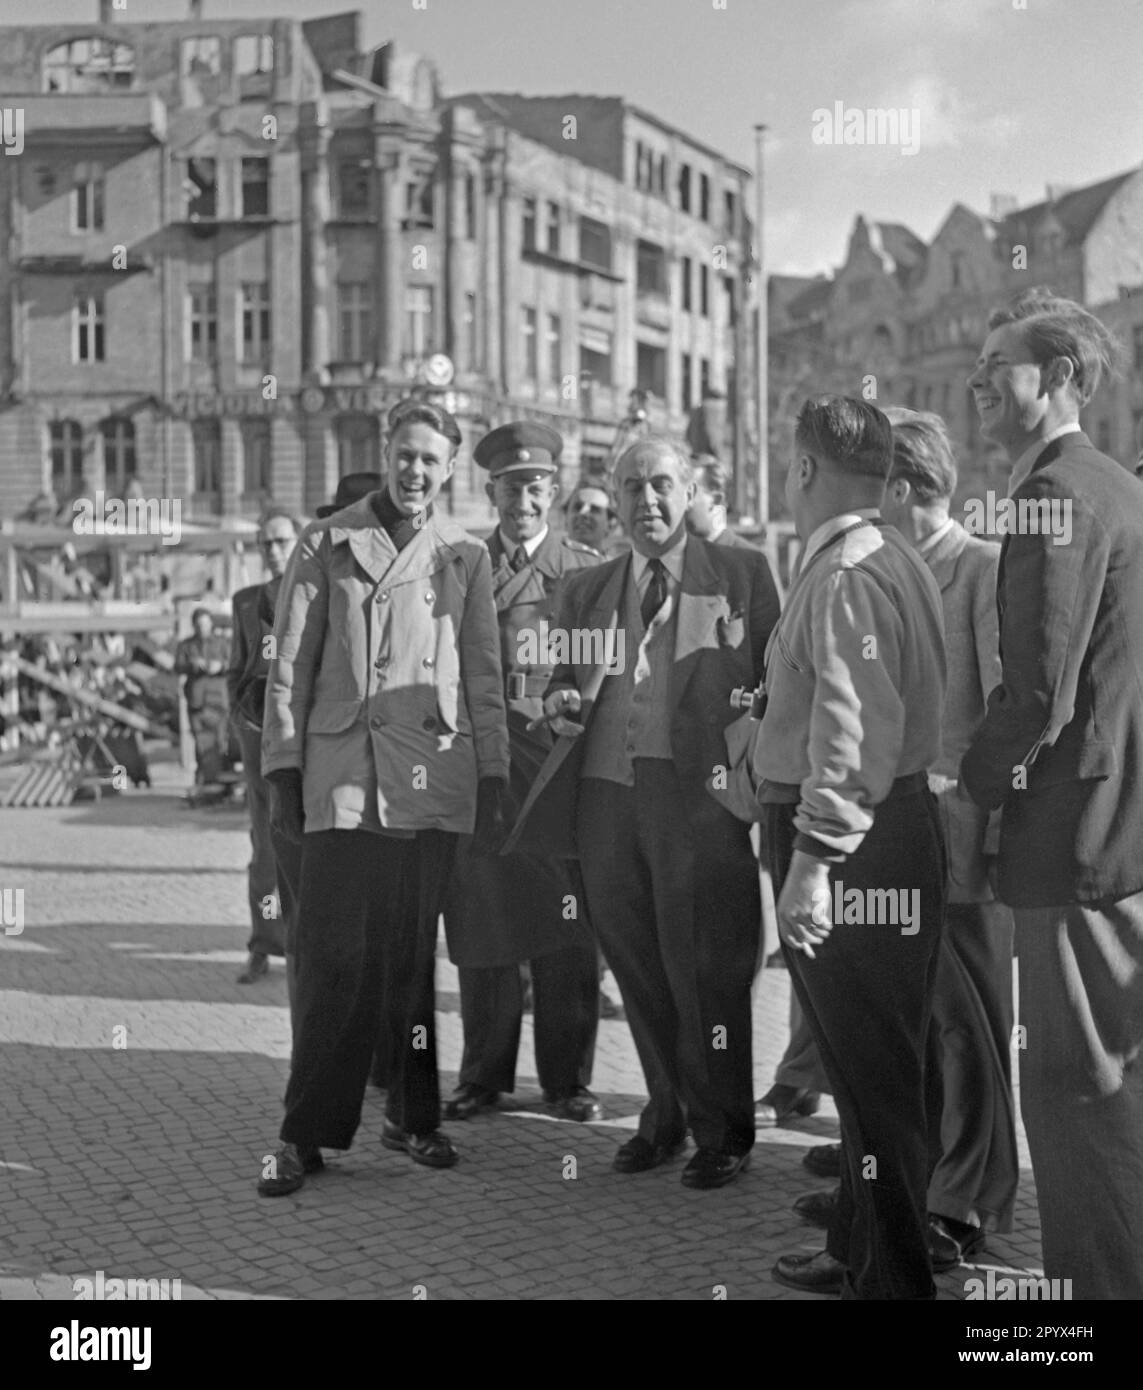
[753,123,769,530]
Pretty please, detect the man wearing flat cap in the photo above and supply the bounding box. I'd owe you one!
[442,421,606,1123]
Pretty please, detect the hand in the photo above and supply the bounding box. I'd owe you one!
[206,660,224,676]
[776,850,834,960]
[268,768,305,844]
[472,776,508,855]
[526,687,584,738]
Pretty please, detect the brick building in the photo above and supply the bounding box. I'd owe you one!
[0,4,757,533]
[768,166,1143,515]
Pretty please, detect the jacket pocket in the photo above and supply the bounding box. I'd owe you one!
[435,678,461,734]
[304,698,363,735]
[1028,737,1118,792]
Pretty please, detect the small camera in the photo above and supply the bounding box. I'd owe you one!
[729,683,767,719]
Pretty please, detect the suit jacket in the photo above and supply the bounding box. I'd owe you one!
[175,634,230,714]
[227,578,280,731]
[444,527,601,966]
[506,536,780,858]
[262,497,510,835]
[922,521,1001,903]
[961,431,1143,906]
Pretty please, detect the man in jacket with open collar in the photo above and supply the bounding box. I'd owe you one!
[962,291,1143,1300]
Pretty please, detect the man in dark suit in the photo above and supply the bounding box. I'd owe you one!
[228,507,302,986]
[442,423,604,1124]
[962,291,1143,1300]
[522,436,781,1188]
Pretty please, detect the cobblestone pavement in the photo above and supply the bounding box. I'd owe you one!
[0,754,1046,1302]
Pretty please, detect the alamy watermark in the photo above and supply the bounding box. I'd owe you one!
[516,621,625,674]
[73,1269,182,1300]
[1,108,24,157]
[963,1269,1073,1300]
[811,102,920,156]
[50,1321,151,1371]
[811,880,920,935]
[963,492,1072,546]
[73,490,183,546]
[2,886,24,936]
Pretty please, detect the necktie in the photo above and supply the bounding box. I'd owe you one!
[511,545,529,573]
[641,558,667,629]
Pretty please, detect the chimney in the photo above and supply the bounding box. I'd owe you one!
[189,0,204,19]
[98,0,114,20]
[989,193,1018,220]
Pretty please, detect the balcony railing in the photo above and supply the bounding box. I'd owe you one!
[15,92,167,144]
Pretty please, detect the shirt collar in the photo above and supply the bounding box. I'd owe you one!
[498,524,549,559]
[799,509,881,571]
[632,529,688,586]
[916,515,955,556]
[1007,423,1082,497]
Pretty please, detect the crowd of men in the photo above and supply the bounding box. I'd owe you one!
[223,286,1142,1301]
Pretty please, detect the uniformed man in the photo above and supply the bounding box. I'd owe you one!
[442,422,605,1123]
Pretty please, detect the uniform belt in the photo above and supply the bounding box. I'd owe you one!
[759,770,929,805]
[506,672,550,699]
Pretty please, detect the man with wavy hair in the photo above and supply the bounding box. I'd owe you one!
[962,290,1143,1299]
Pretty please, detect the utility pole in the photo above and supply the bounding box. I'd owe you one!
[753,123,768,530]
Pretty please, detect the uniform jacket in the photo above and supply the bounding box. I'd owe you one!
[922,521,1001,903]
[261,497,510,835]
[227,578,279,731]
[175,634,230,713]
[505,536,780,858]
[961,431,1143,906]
[444,527,601,967]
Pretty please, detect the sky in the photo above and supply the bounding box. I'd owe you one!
[17,0,1143,278]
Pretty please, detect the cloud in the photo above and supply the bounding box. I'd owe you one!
[841,0,1039,35]
[902,73,1023,149]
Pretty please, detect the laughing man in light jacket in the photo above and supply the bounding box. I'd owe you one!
[257,398,509,1196]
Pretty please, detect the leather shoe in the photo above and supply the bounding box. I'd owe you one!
[754,1084,821,1127]
[803,1141,843,1178]
[794,1186,839,1228]
[681,1148,751,1190]
[546,1087,603,1122]
[929,1214,986,1272]
[381,1120,458,1168]
[772,1250,845,1295]
[613,1135,686,1173]
[237,951,269,984]
[443,1084,499,1120]
[256,1142,322,1197]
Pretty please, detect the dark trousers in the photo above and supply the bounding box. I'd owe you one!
[762,790,945,1300]
[235,723,286,959]
[1014,893,1143,1300]
[189,700,231,784]
[925,901,1017,1232]
[280,827,457,1150]
[275,816,302,1033]
[457,945,599,1095]
[774,991,832,1094]
[577,761,760,1154]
